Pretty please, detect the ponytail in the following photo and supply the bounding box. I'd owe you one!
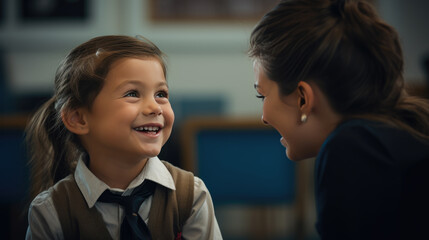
[26,97,79,199]
[391,95,429,140]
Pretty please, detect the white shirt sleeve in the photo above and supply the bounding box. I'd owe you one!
[25,190,64,240]
[182,176,223,240]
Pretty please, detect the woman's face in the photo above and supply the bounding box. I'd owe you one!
[253,62,315,161]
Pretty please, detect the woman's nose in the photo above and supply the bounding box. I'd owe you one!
[261,115,269,125]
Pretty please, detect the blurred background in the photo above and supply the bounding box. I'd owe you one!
[0,0,428,239]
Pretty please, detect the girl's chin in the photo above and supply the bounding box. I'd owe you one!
[143,152,160,158]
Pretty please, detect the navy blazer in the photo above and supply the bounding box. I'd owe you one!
[315,119,429,240]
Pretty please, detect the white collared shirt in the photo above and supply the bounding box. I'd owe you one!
[25,157,222,240]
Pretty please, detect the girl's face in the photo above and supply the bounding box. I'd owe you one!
[82,57,174,165]
[253,62,312,161]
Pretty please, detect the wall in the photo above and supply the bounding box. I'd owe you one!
[0,0,260,116]
[377,0,429,82]
[2,0,427,116]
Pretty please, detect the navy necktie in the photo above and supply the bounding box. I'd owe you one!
[98,180,156,240]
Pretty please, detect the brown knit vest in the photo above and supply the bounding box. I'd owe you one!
[51,161,194,240]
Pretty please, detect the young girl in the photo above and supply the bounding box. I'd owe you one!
[249,0,429,239]
[25,35,222,240]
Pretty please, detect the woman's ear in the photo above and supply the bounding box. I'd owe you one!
[61,108,89,135]
[296,81,315,113]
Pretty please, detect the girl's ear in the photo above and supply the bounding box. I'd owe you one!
[296,81,315,114]
[61,108,89,135]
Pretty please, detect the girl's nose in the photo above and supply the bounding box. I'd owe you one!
[142,99,163,116]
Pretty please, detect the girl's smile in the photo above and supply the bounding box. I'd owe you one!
[133,123,164,138]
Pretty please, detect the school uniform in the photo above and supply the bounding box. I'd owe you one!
[26,156,222,240]
[315,119,429,240]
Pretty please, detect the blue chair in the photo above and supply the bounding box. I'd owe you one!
[180,117,307,240]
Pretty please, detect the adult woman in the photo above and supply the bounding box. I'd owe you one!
[249,0,429,239]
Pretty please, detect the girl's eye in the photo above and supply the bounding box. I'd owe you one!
[156,91,168,99]
[256,94,265,101]
[124,90,139,98]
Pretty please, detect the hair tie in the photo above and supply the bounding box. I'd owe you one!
[95,48,105,57]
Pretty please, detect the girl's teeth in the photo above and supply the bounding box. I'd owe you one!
[135,126,159,131]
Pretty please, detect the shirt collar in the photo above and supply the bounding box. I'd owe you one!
[74,156,176,208]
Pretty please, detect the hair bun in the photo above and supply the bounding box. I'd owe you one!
[330,0,347,18]
[331,0,378,21]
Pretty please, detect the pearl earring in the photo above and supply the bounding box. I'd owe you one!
[301,114,308,123]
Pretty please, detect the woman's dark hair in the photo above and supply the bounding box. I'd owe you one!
[249,0,429,140]
[26,35,167,198]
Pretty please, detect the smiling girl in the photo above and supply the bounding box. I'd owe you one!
[25,35,221,240]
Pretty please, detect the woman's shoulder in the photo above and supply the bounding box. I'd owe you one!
[326,118,422,144]
[322,119,381,149]
[321,118,429,164]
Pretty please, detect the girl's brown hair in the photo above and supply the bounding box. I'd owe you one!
[26,35,167,199]
[249,0,429,140]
